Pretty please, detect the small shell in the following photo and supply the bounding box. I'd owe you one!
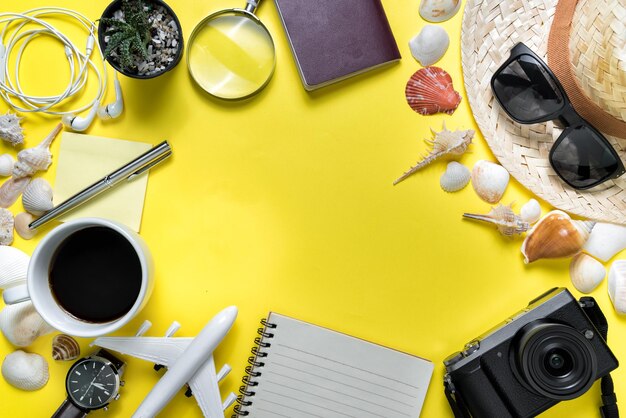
[0,246,30,289]
[12,123,62,179]
[0,176,31,208]
[419,0,461,22]
[463,203,530,236]
[569,253,606,294]
[520,199,541,224]
[405,67,462,115]
[409,25,450,67]
[0,154,15,177]
[14,212,37,240]
[583,222,626,262]
[22,178,53,216]
[1,350,48,391]
[608,260,626,314]
[0,208,13,246]
[0,112,24,147]
[440,162,470,192]
[471,160,510,204]
[52,334,80,361]
[0,302,54,347]
[521,210,595,263]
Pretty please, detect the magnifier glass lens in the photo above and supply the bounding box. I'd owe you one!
[188,14,275,99]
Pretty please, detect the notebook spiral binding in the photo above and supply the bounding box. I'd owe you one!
[232,318,277,417]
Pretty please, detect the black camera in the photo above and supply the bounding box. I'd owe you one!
[443,288,618,417]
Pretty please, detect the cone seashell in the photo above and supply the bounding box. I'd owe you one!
[405,67,462,115]
[12,123,62,179]
[0,302,54,347]
[52,334,80,361]
[394,123,474,184]
[569,253,606,294]
[419,0,461,22]
[463,203,530,236]
[608,260,626,314]
[1,350,48,391]
[0,246,30,289]
[409,25,449,67]
[471,160,510,204]
[0,112,24,147]
[440,161,470,192]
[521,210,595,263]
[520,199,541,224]
[0,208,13,246]
[0,154,15,177]
[22,178,53,216]
[583,222,626,262]
[0,176,31,208]
[14,212,37,240]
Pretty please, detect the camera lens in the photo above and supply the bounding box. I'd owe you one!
[516,322,597,400]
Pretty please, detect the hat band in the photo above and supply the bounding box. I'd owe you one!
[547,0,626,139]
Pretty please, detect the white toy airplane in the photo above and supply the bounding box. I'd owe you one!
[92,306,239,418]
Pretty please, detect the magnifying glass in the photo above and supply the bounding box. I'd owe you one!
[187,0,276,100]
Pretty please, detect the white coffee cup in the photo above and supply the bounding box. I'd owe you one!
[3,218,154,337]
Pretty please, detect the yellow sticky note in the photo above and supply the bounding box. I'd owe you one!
[53,133,152,232]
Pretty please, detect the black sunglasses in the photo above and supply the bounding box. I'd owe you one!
[490,42,625,190]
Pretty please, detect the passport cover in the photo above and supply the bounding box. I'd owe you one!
[274,0,401,90]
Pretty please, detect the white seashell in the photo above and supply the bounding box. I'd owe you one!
[0,302,54,347]
[569,253,606,294]
[0,112,24,147]
[52,334,80,361]
[14,212,37,240]
[409,25,450,67]
[440,162,470,192]
[419,0,461,22]
[12,123,61,179]
[0,208,13,246]
[1,350,48,391]
[0,246,30,289]
[22,178,53,216]
[582,222,626,262]
[520,199,541,224]
[463,203,530,236]
[471,160,510,204]
[0,154,15,177]
[608,260,626,314]
[0,176,31,208]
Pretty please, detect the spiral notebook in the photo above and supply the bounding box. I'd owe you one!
[234,313,433,417]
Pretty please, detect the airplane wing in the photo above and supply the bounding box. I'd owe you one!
[92,337,194,367]
[187,355,224,418]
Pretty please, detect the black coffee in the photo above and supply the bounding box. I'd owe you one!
[49,226,143,323]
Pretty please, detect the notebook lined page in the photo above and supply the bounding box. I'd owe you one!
[247,313,433,418]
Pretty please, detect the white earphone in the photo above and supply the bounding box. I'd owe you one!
[63,74,124,131]
[97,74,124,120]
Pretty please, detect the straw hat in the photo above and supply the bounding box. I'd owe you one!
[461,0,626,224]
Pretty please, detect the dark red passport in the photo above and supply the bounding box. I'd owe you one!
[274,0,401,90]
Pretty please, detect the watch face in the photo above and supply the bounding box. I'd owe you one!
[66,358,119,410]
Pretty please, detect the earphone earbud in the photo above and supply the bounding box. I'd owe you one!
[97,74,123,120]
[62,100,99,132]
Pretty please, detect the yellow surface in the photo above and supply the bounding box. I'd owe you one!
[0,1,624,417]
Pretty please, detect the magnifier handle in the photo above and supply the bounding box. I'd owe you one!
[245,0,260,14]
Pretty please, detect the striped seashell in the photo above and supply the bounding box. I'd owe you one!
[0,154,14,177]
[52,334,80,361]
[0,176,31,208]
[12,124,61,179]
[22,178,53,216]
[405,66,462,115]
[440,161,470,192]
[2,350,49,391]
[0,246,30,289]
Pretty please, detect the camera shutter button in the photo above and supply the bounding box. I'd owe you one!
[463,340,480,356]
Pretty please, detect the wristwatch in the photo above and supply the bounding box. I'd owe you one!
[52,349,125,418]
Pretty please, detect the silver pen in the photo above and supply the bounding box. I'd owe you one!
[29,140,172,230]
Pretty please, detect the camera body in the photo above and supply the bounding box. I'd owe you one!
[444,288,618,418]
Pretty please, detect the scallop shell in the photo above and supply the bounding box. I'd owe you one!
[52,334,80,361]
[14,212,37,240]
[0,112,24,147]
[583,222,626,262]
[569,253,606,294]
[394,123,474,184]
[440,161,470,192]
[0,176,31,208]
[0,154,15,177]
[471,160,510,204]
[0,246,30,289]
[0,208,13,246]
[405,67,462,115]
[521,210,595,263]
[520,199,541,224]
[0,302,54,347]
[463,203,530,236]
[409,25,450,67]
[419,0,461,22]
[1,350,48,391]
[608,260,626,314]
[12,123,62,179]
[22,178,53,216]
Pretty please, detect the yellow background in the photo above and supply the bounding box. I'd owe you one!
[0,0,624,417]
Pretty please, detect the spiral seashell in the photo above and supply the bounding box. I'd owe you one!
[608,260,626,314]
[14,212,37,240]
[12,123,62,179]
[419,0,461,22]
[0,176,31,208]
[521,210,595,263]
[1,350,49,391]
[569,253,606,294]
[0,112,24,147]
[22,178,53,216]
[471,160,510,204]
[405,67,462,115]
[0,154,15,177]
[0,208,13,246]
[440,161,470,192]
[520,199,541,224]
[0,302,54,347]
[0,246,30,289]
[463,203,530,236]
[583,222,626,262]
[409,25,449,67]
[52,334,80,361]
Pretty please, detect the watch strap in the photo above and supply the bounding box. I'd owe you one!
[52,399,87,418]
[94,348,124,372]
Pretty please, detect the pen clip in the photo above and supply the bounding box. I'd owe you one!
[126,151,172,181]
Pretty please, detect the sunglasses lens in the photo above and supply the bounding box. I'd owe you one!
[493,54,565,122]
[550,126,621,188]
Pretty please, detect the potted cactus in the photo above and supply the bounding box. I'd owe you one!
[98,0,183,79]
